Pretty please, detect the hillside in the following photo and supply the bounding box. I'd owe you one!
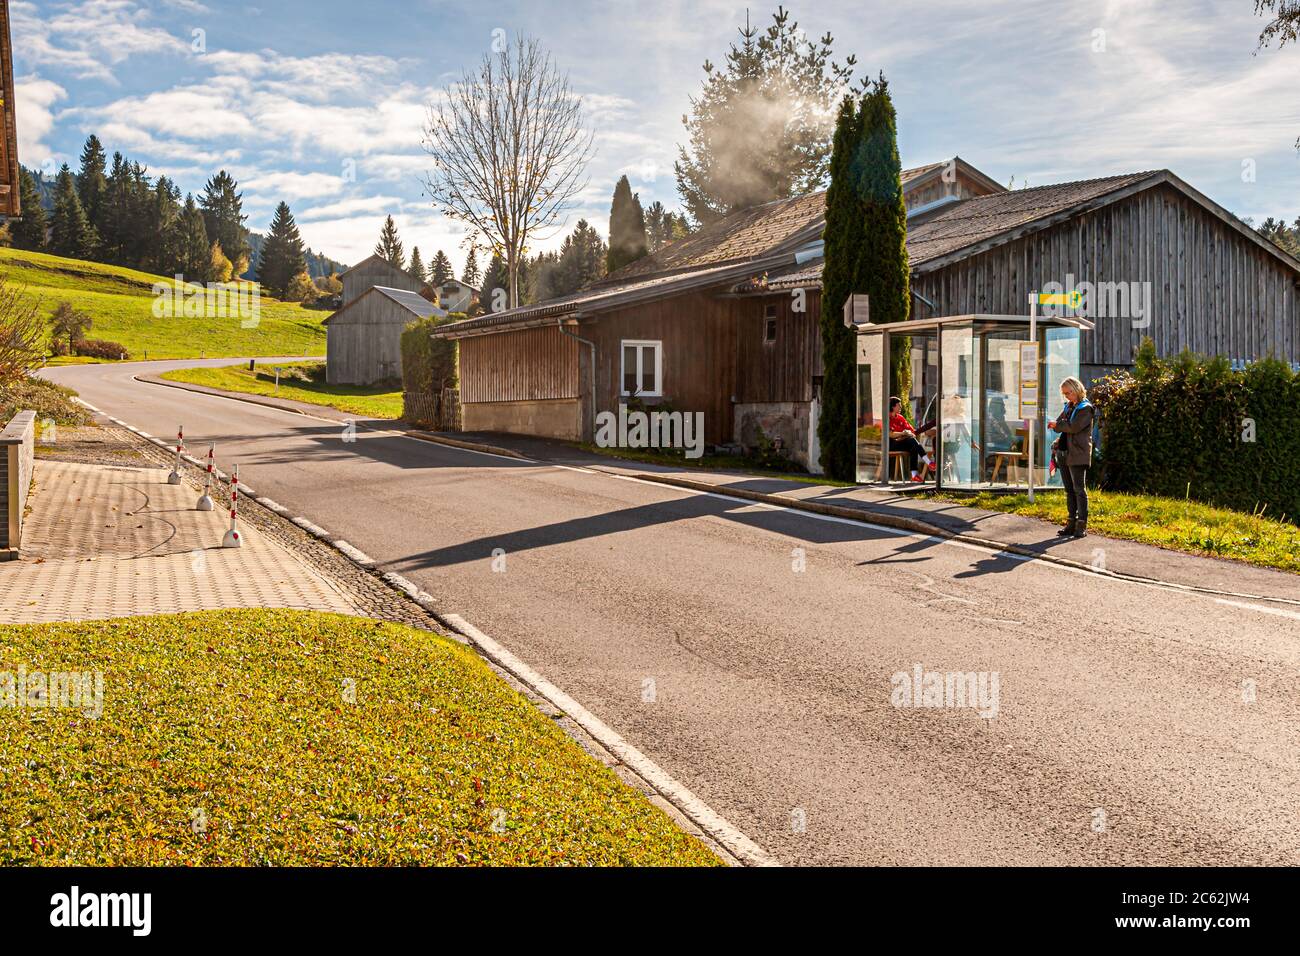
[19,166,348,280]
[0,247,328,360]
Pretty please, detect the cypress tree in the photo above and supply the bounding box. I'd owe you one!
[430,249,454,287]
[817,96,866,480]
[50,165,96,260]
[373,215,405,270]
[12,168,48,251]
[606,175,648,273]
[258,201,307,297]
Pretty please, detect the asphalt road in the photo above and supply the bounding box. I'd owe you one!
[42,359,1300,866]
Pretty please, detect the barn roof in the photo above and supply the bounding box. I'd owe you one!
[339,253,409,281]
[324,285,445,325]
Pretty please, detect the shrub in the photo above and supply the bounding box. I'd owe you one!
[0,375,91,425]
[49,302,92,358]
[282,270,319,303]
[401,315,458,425]
[1094,342,1300,523]
[74,338,130,360]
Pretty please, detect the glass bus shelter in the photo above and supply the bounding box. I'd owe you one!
[854,313,1092,490]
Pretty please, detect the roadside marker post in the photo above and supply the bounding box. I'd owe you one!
[222,465,242,549]
[167,425,185,484]
[196,444,216,511]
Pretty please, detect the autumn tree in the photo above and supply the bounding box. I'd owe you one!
[422,34,594,309]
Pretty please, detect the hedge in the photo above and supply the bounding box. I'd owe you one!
[1093,342,1300,523]
[400,314,459,396]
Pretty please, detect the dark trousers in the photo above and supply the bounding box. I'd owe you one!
[1059,459,1089,523]
[890,434,927,473]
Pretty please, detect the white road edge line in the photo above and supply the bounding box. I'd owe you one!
[440,612,779,867]
[1215,598,1300,621]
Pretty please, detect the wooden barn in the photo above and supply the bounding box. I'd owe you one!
[339,254,427,306]
[433,161,1300,472]
[325,286,445,386]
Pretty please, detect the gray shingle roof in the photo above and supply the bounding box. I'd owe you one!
[373,285,443,317]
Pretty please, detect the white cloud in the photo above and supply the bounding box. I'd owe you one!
[240,169,346,201]
[13,76,67,169]
[11,0,189,82]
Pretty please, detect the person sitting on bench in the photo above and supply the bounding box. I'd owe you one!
[888,396,933,481]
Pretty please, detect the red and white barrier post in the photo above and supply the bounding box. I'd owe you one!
[196,444,216,511]
[222,465,242,548]
[167,425,185,484]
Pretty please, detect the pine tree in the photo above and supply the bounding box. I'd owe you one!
[429,250,454,287]
[12,168,48,251]
[177,195,212,281]
[555,219,606,296]
[676,7,857,225]
[76,135,108,245]
[607,175,648,273]
[50,165,96,260]
[151,176,183,274]
[373,215,405,270]
[481,253,514,312]
[408,246,427,283]
[461,245,481,285]
[199,170,252,269]
[258,201,307,297]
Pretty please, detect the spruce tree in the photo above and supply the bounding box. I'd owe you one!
[373,215,405,270]
[461,245,481,286]
[50,165,96,260]
[555,219,606,296]
[408,246,427,283]
[607,175,648,273]
[12,168,48,251]
[430,249,454,286]
[76,135,108,243]
[178,195,212,281]
[199,170,252,269]
[258,202,307,297]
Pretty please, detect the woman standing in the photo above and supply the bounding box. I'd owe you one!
[1047,377,1094,538]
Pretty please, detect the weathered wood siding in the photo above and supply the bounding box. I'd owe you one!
[325,296,410,385]
[582,289,740,444]
[458,325,579,403]
[342,262,423,306]
[736,291,823,403]
[910,182,1300,369]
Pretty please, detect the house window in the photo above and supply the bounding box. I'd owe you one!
[763,302,778,343]
[621,340,662,397]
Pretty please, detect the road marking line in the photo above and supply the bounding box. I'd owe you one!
[441,612,777,867]
[1215,598,1300,621]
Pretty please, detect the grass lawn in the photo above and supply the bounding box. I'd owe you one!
[160,361,402,419]
[1,247,328,360]
[924,488,1300,573]
[0,609,720,866]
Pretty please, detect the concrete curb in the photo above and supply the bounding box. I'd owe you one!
[401,430,529,460]
[135,374,309,415]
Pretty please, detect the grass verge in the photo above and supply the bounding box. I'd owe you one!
[160,361,402,419]
[0,609,720,866]
[923,488,1300,573]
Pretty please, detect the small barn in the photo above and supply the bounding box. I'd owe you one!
[339,254,428,307]
[325,286,445,386]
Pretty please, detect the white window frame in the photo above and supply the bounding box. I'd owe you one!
[620,339,663,398]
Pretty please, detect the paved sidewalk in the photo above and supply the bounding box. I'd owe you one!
[0,458,359,624]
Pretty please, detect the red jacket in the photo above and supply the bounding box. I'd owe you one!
[889,412,915,436]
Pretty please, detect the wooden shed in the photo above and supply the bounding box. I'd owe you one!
[339,254,428,307]
[325,286,445,386]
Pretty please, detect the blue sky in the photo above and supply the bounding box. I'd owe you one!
[12,0,1300,272]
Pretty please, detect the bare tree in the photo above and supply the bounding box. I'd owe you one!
[422,35,595,310]
[0,279,47,384]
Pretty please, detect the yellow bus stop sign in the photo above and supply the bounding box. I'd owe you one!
[1036,291,1084,309]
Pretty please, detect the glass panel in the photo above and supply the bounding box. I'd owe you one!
[1043,326,1082,487]
[855,332,886,483]
[939,325,979,488]
[622,345,636,394]
[981,331,1030,487]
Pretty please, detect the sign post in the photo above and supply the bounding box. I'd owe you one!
[1025,290,1082,502]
